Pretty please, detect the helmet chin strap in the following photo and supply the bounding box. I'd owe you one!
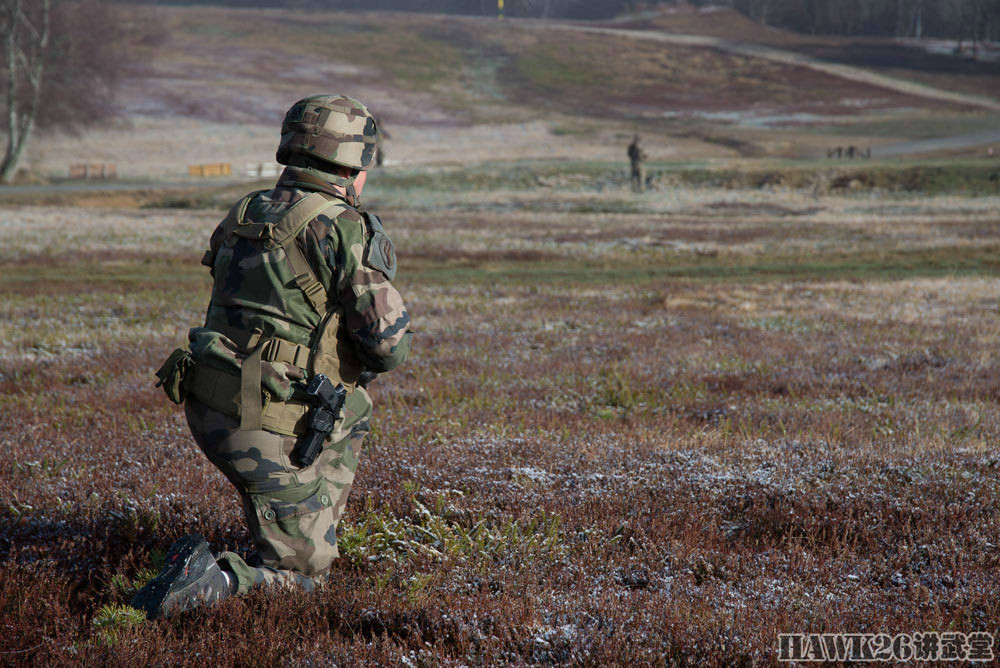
[298,165,360,206]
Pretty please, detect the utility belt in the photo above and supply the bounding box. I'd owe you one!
[155,335,318,437]
[186,363,311,437]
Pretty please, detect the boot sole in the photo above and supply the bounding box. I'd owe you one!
[131,534,215,619]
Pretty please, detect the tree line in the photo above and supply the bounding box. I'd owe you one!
[129,0,631,19]
[725,0,1000,41]
[132,0,1000,40]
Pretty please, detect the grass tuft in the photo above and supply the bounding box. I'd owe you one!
[339,495,566,568]
[92,603,147,645]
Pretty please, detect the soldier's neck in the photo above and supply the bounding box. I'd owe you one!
[277,166,361,206]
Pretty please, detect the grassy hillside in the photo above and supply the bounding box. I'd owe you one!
[614,4,1000,101]
[137,6,986,120]
[25,3,988,181]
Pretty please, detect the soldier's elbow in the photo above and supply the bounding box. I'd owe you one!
[359,331,412,373]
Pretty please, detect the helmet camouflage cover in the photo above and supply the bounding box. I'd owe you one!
[276,94,379,171]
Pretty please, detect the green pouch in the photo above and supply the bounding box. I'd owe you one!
[154,348,194,404]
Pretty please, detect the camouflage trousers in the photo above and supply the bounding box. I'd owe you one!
[631,162,645,192]
[184,397,370,594]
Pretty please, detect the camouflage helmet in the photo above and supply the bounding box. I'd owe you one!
[276,95,379,171]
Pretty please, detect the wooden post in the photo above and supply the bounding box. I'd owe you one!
[498,0,503,20]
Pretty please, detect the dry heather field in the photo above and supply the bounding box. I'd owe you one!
[3,4,1000,665]
[1,170,1000,665]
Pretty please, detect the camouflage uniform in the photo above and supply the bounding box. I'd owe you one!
[150,96,411,601]
[627,135,647,193]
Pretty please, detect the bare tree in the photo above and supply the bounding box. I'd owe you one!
[1,0,49,183]
[0,0,126,183]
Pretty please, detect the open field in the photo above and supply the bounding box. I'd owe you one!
[2,3,1000,664]
[1,167,1000,664]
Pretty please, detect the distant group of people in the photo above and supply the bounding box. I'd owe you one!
[628,136,880,187]
[828,145,872,160]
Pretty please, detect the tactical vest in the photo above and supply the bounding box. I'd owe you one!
[185,190,363,436]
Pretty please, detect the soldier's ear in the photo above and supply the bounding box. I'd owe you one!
[353,170,368,195]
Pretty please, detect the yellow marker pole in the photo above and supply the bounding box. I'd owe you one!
[498,0,503,20]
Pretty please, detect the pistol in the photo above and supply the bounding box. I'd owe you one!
[291,373,347,467]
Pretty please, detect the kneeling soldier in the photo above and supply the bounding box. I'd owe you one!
[135,94,412,618]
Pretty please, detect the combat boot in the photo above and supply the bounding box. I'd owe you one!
[130,533,232,619]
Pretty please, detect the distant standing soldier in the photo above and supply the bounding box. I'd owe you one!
[374,115,392,167]
[627,134,647,193]
[134,94,413,618]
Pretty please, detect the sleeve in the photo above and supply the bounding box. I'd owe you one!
[321,208,412,373]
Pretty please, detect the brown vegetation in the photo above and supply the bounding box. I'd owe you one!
[1,180,998,664]
[1,2,999,663]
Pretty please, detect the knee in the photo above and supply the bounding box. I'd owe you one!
[249,476,341,577]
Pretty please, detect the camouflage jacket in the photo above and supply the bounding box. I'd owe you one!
[190,166,412,429]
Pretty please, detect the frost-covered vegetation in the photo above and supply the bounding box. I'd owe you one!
[1,175,998,665]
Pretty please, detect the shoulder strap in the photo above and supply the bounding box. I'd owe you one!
[274,192,345,245]
[230,190,333,243]
[222,191,263,241]
[201,192,259,269]
[276,192,348,314]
